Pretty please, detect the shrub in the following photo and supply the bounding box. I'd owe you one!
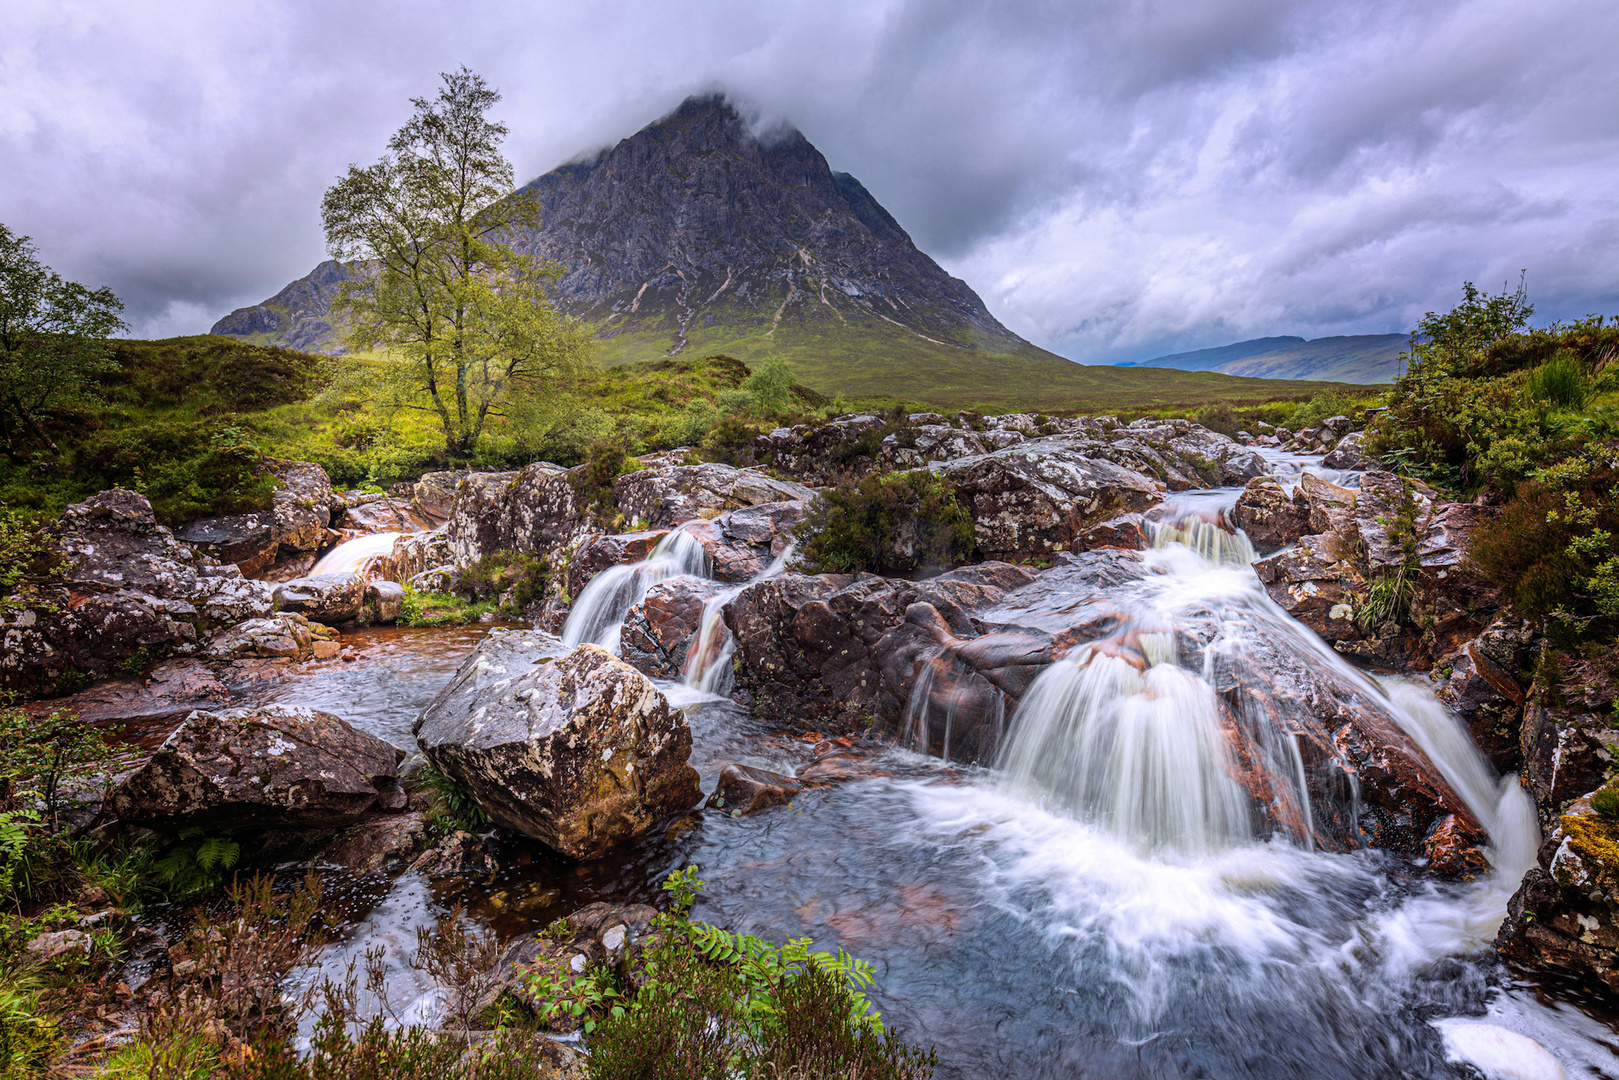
[1194,403,1241,437]
[1526,355,1590,409]
[794,471,975,575]
[741,360,796,417]
[458,552,548,614]
[569,442,640,524]
[0,509,60,616]
[699,416,764,467]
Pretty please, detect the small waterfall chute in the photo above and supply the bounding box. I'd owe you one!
[1146,513,1255,567]
[682,543,797,697]
[561,528,711,652]
[310,532,403,578]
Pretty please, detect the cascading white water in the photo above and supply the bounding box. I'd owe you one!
[682,544,797,697]
[560,529,710,652]
[1143,513,1255,567]
[310,531,402,577]
[998,641,1254,853]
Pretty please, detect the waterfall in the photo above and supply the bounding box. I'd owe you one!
[1144,513,1255,566]
[310,531,402,577]
[682,544,796,696]
[560,529,710,652]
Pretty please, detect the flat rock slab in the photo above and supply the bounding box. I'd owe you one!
[108,705,406,831]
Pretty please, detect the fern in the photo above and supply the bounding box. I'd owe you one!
[152,830,240,899]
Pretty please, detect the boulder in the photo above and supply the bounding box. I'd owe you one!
[108,705,407,831]
[312,812,429,875]
[272,573,367,624]
[26,929,91,961]
[705,764,805,815]
[365,580,405,624]
[1253,533,1367,646]
[612,464,813,529]
[414,632,702,859]
[412,470,471,523]
[203,613,321,660]
[179,461,334,576]
[1322,432,1369,470]
[1498,792,1619,993]
[935,438,1164,561]
[1230,476,1310,553]
[1519,649,1619,831]
[1435,618,1537,773]
[1,490,275,697]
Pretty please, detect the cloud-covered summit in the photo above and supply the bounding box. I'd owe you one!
[3,0,1616,363]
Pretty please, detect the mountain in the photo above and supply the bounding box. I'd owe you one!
[212,94,1355,408]
[1118,334,1410,384]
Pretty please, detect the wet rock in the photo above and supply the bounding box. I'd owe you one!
[613,463,812,529]
[27,659,233,725]
[1320,415,1355,440]
[1435,618,1536,773]
[409,829,499,881]
[1230,476,1310,553]
[108,705,407,831]
[1498,793,1619,993]
[1074,513,1149,552]
[1298,472,1359,536]
[414,632,702,859]
[335,494,438,538]
[313,812,429,875]
[726,561,1041,734]
[2,489,275,697]
[936,438,1164,561]
[1322,432,1369,470]
[620,577,724,680]
[272,573,366,624]
[364,580,405,624]
[757,414,891,484]
[1253,533,1367,646]
[705,764,804,815]
[1520,651,1619,831]
[389,528,452,583]
[203,613,320,660]
[407,564,457,593]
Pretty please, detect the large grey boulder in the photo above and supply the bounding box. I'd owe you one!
[108,705,406,830]
[612,464,812,529]
[414,632,702,859]
[178,461,334,576]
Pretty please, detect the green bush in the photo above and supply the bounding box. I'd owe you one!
[1194,403,1242,437]
[1526,355,1590,409]
[794,470,975,575]
[458,552,548,614]
[0,510,60,616]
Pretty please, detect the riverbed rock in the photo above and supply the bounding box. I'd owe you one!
[177,461,334,576]
[108,705,407,831]
[1230,476,1310,553]
[620,577,726,680]
[613,463,813,529]
[1253,532,1367,645]
[705,764,805,815]
[1322,431,1369,469]
[1498,792,1619,993]
[364,579,405,624]
[936,438,1164,561]
[312,812,429,875]
[444,466,578,568]
[414,632,702,859]
[1,489,275,697]
[1435,618,1537,773]
[272,573,367,624]
[203,613,321,660]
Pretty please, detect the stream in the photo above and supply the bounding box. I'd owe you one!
[248,462,1619,1080]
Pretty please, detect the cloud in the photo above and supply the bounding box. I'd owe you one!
[2,0,1616,361]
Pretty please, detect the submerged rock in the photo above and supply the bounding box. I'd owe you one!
[108,705,406,831]
[414,632,702,859]
[705,763,805,815]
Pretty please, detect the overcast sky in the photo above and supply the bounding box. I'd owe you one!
[4,0,1617,363]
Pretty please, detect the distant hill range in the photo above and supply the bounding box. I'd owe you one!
[1117,334,1410,385]
[212,94,1352,409]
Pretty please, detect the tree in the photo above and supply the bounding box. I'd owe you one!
[0,225,127,460]
[321,67,589,456]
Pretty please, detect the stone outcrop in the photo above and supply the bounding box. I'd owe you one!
[620,577,726,680]
[177,460,334,577]
[1,490,275,697]
[108,705,406,830]
[203,612,332,661]
[414,632,702,859]
[613,464,812,529]
[1498,792,1619,993]
[273,573,367,624]
[936,439,1164,562]
[1230,476,1310,553]
[705,763,805,815]
[1434,617,1537,774]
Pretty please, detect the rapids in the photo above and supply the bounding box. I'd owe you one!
[259,465,1619,1079]
[310,531,403,577]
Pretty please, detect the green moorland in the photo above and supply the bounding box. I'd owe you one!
[591,318,1355,412]
[0,333,1358,524]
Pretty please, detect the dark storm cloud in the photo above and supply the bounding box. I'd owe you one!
[3,0,1616,361]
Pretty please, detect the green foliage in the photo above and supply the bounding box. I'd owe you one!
[150,830,242,900]
[458,551,548,615]
[0,704,112,839]
[0,977,59,1079]
[1526,355,1590,409]
[1194,403,1242,437]
[794,470,975,575]
[401,586,493,628]
[528,867,933,1080]
[1592,786,1619,823]
[416,761,489,835]
[322,68,589,456]
[569,442,641,524]
[0,509,60,616]
[0,223,126,461]
[740,360,796,417]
